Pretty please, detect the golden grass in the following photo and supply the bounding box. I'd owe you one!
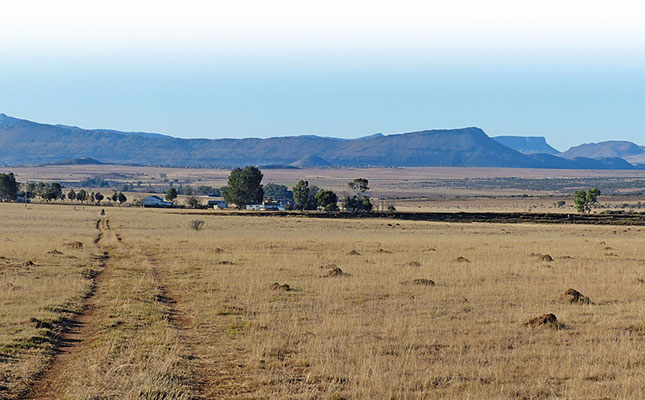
[0,204,100,398]
[2,204,645,399]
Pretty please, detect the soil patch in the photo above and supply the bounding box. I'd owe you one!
[525,313,564,329]
[324,267,349,277]
[558,288,592,304]
[268,282,292,291]
[401,279,435,286]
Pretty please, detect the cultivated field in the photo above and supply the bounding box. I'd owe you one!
[1,203,645,399]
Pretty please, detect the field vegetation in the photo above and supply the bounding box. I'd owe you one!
[2,203,645,399]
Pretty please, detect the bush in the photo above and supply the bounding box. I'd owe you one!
[190,220,205,231]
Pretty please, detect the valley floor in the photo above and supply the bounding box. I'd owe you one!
[1,204,645,399]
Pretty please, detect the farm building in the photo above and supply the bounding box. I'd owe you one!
[246,201,285,211]
[207,200,227,209]
[142,195,173,207]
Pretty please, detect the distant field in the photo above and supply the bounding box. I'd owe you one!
[2,165,645,213]
[2,204,645,399]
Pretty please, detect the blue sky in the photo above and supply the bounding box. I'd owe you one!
[1,0,644,151]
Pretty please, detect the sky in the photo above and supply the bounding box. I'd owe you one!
[1,0,644,151]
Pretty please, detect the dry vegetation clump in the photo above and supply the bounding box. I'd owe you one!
[404,261,422,267]
[635,278,645,285]
[23,260,35,266]
[47,249,64,255]
[453,256,470,263]
[347,249,360,255]
[558,288,593,304]
[190,219,205,231]
[324,266,349,277]
[376,248,392,254]
[401,278,435,286]
[525,313,564,329]
[217,260,235,265]
[63,241,84,249]
[268,282,292,291]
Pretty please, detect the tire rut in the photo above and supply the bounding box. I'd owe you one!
[27,218,115,400]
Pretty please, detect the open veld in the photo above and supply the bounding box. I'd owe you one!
[2,203,645,399]
[3,165,645,213]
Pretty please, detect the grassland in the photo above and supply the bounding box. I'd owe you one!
[2,203,645,399]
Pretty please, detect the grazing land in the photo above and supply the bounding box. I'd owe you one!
[2,203,645,399]
[3,165,645,213]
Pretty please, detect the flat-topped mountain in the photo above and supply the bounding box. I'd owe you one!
[0,113,642,169]
[492,136,560,155]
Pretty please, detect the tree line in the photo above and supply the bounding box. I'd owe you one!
[0,173,128,205]
[220,166,378,211]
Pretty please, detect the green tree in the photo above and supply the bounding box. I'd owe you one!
[165,187,178,202]
[0,173,19,201]
[222,166,264,209]
[187,196,200,209]
[77,189,87,203]
[43,183,63,202]
[95,192,104,205]
[314,189,338,211]
[345,178,373,212]
[24,183,37,199]
[574,188,601,213]
[347,178,369,194]
[292,180,310,210]
[118,192,127,204]
[263,183,293,201]
[36,182,47,199]
[111,191,119,202]
[68,189,77,202]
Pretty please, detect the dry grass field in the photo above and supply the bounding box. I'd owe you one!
[2,203,645,399]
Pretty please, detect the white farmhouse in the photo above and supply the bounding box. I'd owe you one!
[142,195,173,207]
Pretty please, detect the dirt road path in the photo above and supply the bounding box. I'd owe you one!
[27,218,116,399]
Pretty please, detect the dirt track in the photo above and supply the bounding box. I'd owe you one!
[27,218,114,400]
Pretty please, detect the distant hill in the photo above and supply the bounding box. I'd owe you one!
[40,157,104,166]
[0,113,640,170]
[526,153,638,170]
[492,136,560,155]
[560,141,645,164]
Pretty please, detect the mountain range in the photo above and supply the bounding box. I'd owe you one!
[1,113,643,170]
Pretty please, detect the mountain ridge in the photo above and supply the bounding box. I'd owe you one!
[1,113,642,170]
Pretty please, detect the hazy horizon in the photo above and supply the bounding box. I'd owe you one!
[2,0,644,150]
